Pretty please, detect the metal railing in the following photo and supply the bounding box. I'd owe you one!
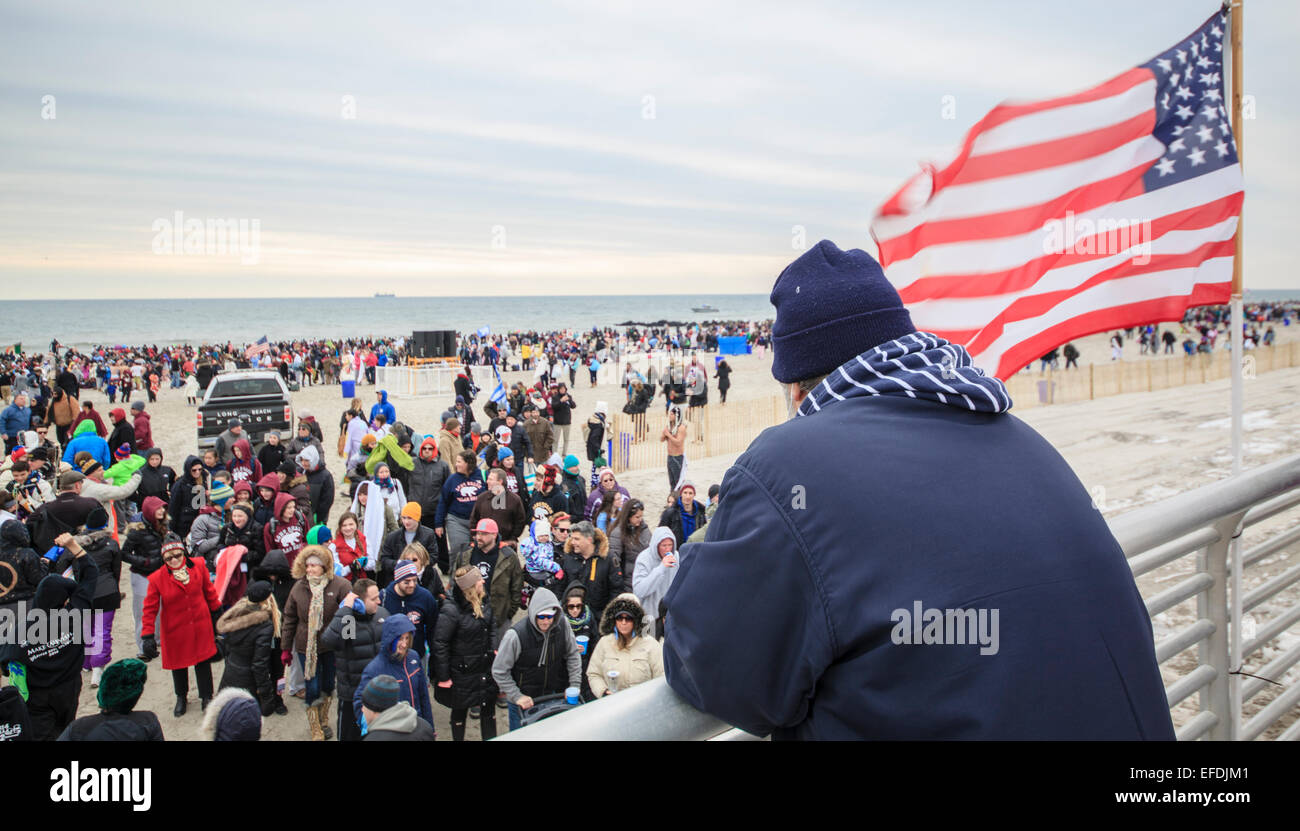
[501,454,1300,740]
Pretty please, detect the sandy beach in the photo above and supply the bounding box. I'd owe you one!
[44,331,1300,740]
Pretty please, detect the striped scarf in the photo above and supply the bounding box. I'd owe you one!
[796,333,1012,417]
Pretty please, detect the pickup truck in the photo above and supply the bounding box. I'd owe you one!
[197,370,293,451]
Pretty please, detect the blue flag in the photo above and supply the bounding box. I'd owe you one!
[490,365,508,408]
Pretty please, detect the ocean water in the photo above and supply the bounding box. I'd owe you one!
[3,294,774,351]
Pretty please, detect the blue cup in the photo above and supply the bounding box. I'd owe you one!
[565,686,580,705]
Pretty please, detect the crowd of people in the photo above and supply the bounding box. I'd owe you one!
[0,324,736,742]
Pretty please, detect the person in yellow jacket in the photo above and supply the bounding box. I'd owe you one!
[586,593,663,697]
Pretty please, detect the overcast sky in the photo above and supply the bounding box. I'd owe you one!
[1,0,1295,298]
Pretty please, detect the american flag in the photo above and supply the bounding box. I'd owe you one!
[244,335,270,360]
[870,10,1242,380]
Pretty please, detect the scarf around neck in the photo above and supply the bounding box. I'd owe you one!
[304,573,327,679]
[796,332,1012,418]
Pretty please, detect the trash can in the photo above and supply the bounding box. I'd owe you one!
[341,379,356,399]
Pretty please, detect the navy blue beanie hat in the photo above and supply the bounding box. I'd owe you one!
[769,240,915,383]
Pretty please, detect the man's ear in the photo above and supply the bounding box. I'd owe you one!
[788,383,809,406]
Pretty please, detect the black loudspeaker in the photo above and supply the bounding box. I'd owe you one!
[411,330,458,358]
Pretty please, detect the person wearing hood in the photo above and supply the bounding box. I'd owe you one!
[587,593,663,697]
[256,431,285,477]
[369,390,397,427]
[51,507,122,685]
[320,577,388,742]
[452,517,522,645]
[433,566,499,741]
[106,407,134,458]
[131,400,154,451]
[562,583,597,701]
[583,467,630,523]
[61,417,111,471]
[216,581,279,716]
[281,544,352,740]
[70,399,107,439]
[632,527,679,639]
[491,586,581,731]
[663,240,1175,741]
[279,459,312,519]
[296,444,336,527]
[359,674,435,741]
[168,455,208,539]
[252,471,281,526]
[356,613,433,731]
[408,436,451,530]
[262,492,309,564]
[214,418,245,465]
[57,658,164,741]
[0,532,97,739]
[137,448,175,505]
[558,521,622,620]
[658,482,706,549]
[200,687,262,741]
[141,538,221,717]
[227,438,262,487]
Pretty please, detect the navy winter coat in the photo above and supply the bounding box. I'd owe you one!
[663,393,1175,740]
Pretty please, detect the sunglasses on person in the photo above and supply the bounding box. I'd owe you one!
[614,613,636,622]
[535,612,556,620]
[565,603,583,611]
[164,552,184,562]
[554,525,570,533]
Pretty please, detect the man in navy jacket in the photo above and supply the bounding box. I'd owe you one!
[663,240,1175,741]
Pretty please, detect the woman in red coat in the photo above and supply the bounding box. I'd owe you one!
[141,537,221,717]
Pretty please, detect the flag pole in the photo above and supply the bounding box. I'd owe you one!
[1227,0,1245,740]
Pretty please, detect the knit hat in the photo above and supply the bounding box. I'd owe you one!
[400,502,421,522]
[440,410,453,424]
[306,524,332,546]
[114,444,132,461]
[497,446,513,462]
[245,581,272,603]
[454,568,482,592]
[209,482,235,507]
[97,659,148,714]
[361,675,400,712]
[204,688,262,741]
[79,458,102,477]
[85,506,109,530]
[534,519,551,538]
[227,418,242,429]
[131,401,145,411]
[769,239,915,383]
[161,539,187,562]
[394,560,419,582]
[277,460,297,477]
[563,454,580,474]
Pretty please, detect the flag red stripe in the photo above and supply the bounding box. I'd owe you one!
[897,192,1243,302]
[877,162,1151,265]
[953,111,1155,186]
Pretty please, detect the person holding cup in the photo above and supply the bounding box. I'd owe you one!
[587,593,663,697]
[563,583,597,701]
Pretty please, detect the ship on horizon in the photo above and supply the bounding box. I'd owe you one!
[374,292,396,298]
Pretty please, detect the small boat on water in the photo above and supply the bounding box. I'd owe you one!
[374,292,395,298]
[692,304,719,313]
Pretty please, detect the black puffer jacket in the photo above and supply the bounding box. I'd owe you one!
[136,453,176,505]
[219,513,265,571]
[319,603,389,697]
[120,520,169,577]
[216,600,275,703]
[432,583,498,710]
[0,520,49,607]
